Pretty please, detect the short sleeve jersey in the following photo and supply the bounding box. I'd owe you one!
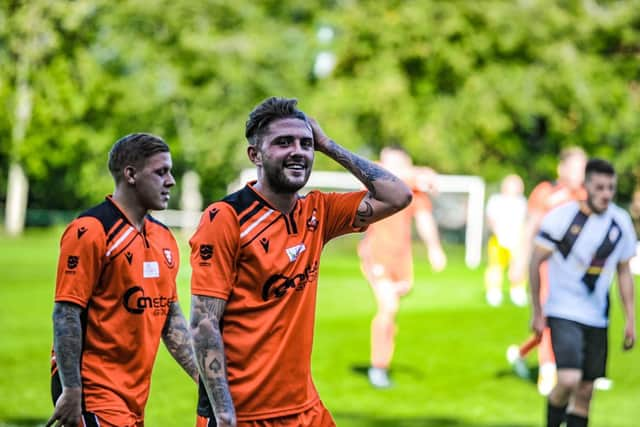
[190,182,367,421]
[359,188,431,262]
[52,196,179,422]
[535,201,636,327]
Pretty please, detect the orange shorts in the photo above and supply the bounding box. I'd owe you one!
[359,244,413,287]
[196,400,335,427]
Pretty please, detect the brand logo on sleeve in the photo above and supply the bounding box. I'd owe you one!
[200,244,213,260]
[209,208,220,222]
[67,255,79,269]
[77,227,88,239]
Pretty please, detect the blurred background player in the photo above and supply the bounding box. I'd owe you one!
[358,146,446,388]
[529,158,636,427]
[484,174,528,307]
[507,147,587,395]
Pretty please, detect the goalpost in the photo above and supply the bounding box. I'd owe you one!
[229,169,485,268]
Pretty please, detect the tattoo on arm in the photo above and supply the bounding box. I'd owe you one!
[52,302,84,388]
[354,196,375,227]
[190,296,235,422]
[162,302,199,381]
[323,140,397,197]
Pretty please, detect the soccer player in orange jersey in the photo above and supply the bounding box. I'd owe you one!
[507,147,587,395]
[47,134,198,427]
[358,146,446,388]
[189,97,412,427]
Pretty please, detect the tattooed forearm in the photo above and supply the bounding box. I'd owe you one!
[162,302,199,381]
[52,302,83,388]
[190,295,236,424]
[322,140,397,197]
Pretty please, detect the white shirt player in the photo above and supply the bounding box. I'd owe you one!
[535,201,636,327]
[486,192,527,251]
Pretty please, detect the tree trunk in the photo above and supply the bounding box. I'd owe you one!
[4,21,33,236]
[5,163,29,236]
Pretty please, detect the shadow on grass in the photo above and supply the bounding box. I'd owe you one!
[351,363,426,380]
[0,418,47,427]
[334,412,536,427]
[495,364,540,386]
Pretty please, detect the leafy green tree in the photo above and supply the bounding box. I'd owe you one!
[2,0,640,229]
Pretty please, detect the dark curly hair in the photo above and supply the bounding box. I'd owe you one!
[245,97,308,147]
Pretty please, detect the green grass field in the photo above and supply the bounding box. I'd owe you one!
[1,228,638,427]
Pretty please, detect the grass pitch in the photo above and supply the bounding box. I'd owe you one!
[0,228,638,426]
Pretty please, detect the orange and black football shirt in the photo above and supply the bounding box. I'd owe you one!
[191,182,367,421]
[51,196,179,425]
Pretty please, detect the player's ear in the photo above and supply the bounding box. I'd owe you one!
[124,165,137,185]
[247,145,262,166]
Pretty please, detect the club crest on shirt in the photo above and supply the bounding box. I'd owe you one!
[125,252,133,265]
[163,248,175,268]
[306,209,319,231]
[286,243,306,262]
[609,227,620,242]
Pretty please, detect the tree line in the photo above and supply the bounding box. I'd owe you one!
[2,0,639,220]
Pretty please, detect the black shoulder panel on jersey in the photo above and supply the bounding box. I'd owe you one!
[146,214,169,230]
[222,186,262,215]
[78,200,122,235]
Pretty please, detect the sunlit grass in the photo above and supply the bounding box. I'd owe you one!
[1,229,637,426]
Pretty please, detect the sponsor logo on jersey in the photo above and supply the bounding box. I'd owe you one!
[123,286,175,315]
[143,261,160,278]
[163,248,175,268]
[261,262,319,301]
[77,227,88,239]
[67,255,79,270]
[286,243,306,262]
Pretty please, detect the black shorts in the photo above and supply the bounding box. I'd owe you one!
[548,316,608,381]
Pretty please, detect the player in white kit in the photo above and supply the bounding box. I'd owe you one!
[529,158,636,427]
